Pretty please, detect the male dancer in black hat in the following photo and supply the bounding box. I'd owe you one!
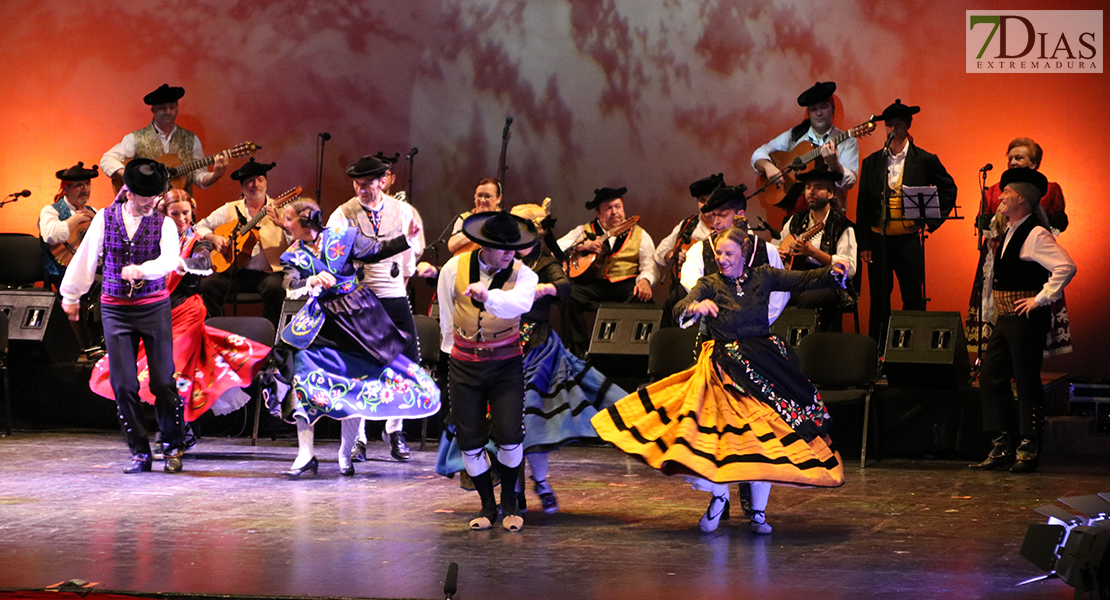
[557,187,657,356]
[856,100,957,344]
[751,81,859,218]
[101,84,227,194]
[778,167,858,331]
[437,211,538,531]
[654,174,722,328]
[196,158,290,325]
[969,167,1074,474]
[60,159,186,473]
[327,155,425,463]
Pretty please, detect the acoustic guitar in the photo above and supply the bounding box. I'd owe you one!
[565,216,640,278]
[209,186,302,273]
[781,219,825,270]
[111,141,260,193]
[755,117,876,227]
[49,216,94,267]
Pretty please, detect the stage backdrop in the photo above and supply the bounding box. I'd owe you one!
[1,0,1106,375]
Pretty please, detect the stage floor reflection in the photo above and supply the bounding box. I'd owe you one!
[0,433,1099,600]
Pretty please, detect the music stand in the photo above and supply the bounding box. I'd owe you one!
[884,187,962,310]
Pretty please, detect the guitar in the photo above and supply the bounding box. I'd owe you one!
[565,216,641,278]
[49,216,94,267]
[755,117,876,226]
[209,186,302,273]
[781,219,825,270]
[112,141,260,193]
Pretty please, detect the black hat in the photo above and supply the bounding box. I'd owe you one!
[701,184,749,214]
[585,186,626,210]
[374,151,401,166]
[231,158,276,182]
[875,99,920,122]
[797,81,836,107]
[345,155,389,179]
[461,211,538,251]
[56,162,99,181]
[796,165,843,185]
[143,84,185,106]
[689,173,725,198]
[123,158,169,197]
[1000,167,1048,201]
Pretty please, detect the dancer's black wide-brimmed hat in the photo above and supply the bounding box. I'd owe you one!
[701,184,749,213]
[56,162,99,181]
[462,211,538,251]
[144,84,185,105]
[1000,167,1048,200]
[345,155,389,179]
[231,158,276,182]
[123,159,169,197]
[689,173,725,198]
[585,186,626,210]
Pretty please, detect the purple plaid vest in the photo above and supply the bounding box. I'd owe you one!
[101,202,167,299]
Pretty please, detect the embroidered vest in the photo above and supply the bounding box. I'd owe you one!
[585,221,642,282]
[40,197,76,279]
[133,123,198,190]
[994,218,1050,292]
[101,202,167,299]
[787,208,852,271]
[873,158,915,236]
[337,196,404,283]
[452,250,521,344]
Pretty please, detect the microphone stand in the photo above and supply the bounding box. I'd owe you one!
[315,133,330,205]
[406,148,417,203]
[974,166,992,374]
[0,192,29,209]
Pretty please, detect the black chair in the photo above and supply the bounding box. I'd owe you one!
[413,314,441,451]
[228,291,264,316]
[795,332,880,468]
[0,310,10,435]
[0,233,45,288]
[205,316,276,446]
[647,326,701,382]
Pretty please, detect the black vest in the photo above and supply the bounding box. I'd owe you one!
[787,208,853,271]
[993,217,1050,292]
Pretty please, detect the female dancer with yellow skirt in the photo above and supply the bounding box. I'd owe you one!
[591,224,850,534]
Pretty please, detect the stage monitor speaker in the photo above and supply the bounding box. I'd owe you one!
[0,289,80,363]
[884,310,970,388]
[276,298,307,344]
[588,302,662,356]
[770,308,818,347]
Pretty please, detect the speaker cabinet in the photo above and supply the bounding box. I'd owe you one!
[588,302,662,356]
[0,290,80,363]
[770,308,819,347]
[883,310,970,388]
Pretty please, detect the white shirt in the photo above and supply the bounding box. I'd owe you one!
[653,217,713,269]
[195,197,289,272]
[101,124,214,188]
[60,205,179,306]
[38,198,81,245]
[886,142,909,188]
[751,125,860,190]
[436,253,538,353]
[777,212,858,278]
[1000,214,1076,306]
[556,223,658,285]
[325,194,424,298]
[680,234,789,324]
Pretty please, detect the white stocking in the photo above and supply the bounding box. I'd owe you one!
[292,417,314,469]
[496,443,523,469]
[749,481,771,512]
[461,447,492,477]
[527,452,549,483]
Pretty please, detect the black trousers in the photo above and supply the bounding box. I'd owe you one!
[449,355,525,451]
[564,277,639,356]
[979,309,1051,438]
[792,288,843,332]
[866,232,925,344]
[101,298,183,456]
[199,268,285,326]
[379,296,419,363]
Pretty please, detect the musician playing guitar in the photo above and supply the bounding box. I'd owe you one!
[653,173,721,328]
[195,158,289,325]
[556,187,656,356]
[751,81,859,226]
[100,84,228,195]
[39,161,103,355]
[777,167,858,332]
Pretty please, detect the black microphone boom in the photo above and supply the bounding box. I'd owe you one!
[980,163,993,172]
[318,132,331,141]
[408,147,418,158]
[757,216,781,240]
[7,189,31,197]
[444,562,459,599]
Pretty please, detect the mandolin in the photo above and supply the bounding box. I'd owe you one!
[755,117,876,227]
[209,186,302,273]
[782,219,826,270]
[565,215,640,278]
[112,141,260,193]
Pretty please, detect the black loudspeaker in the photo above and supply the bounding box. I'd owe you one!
[588,302,662,356]
[0,290,80,363]
[770,308,819,347]
[276,298,307,344]
[883,310,970,388]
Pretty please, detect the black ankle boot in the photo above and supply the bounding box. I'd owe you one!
[469,471,499,531]
[969,432,1014,470]
[1010,437,1040,473]
[498,462,524,532]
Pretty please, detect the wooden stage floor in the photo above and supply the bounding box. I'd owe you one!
[0,432,1103,600]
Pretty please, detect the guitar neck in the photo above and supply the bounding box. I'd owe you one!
[237,188,301,235]
[169,154,216,178]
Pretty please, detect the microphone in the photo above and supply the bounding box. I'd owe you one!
[408,147,419,158]
[318,132,331,141]
[757,216,781,240]
[7,189,30,198]
[980,163,993,172]
[443,562,458,599]
[883,130,895,151]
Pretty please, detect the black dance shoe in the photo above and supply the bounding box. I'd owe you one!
[384,430,411,461]
[350,440,367,463]
[283,456,319,478]
[124,455,153,474]
[968,432,1014,470]
[340,464,355,477]
[164,455,183,474]
[1010,438,1040,474]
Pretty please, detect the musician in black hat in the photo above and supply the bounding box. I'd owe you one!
[327,154,425,462]
[60,159,187,474]
[969,167,1075,474]
[195,158,289,325]
[777,166,858,331]
[654,174,722,327]
[436,211,538,532]
[751,81,859,216]
[101,84,228,194]
[856,100,957,344]
[557,187,657,356]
